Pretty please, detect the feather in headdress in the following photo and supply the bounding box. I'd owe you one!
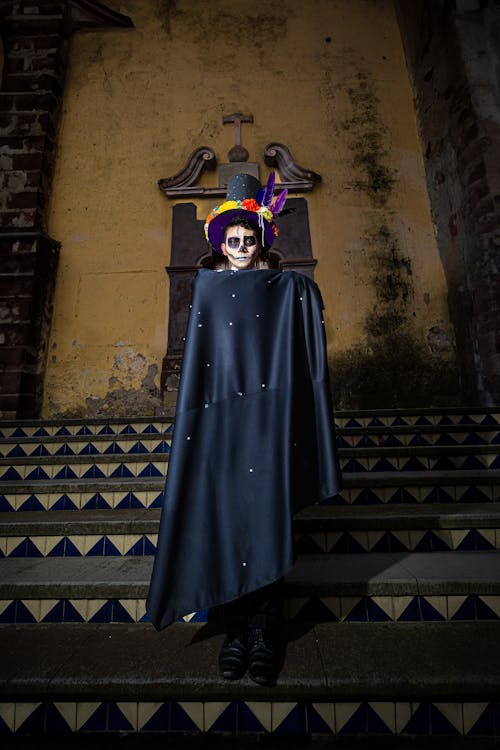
[262,171,276,207]
[271,188,288,216]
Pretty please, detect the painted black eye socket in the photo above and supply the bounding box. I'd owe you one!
[226,236,257,249]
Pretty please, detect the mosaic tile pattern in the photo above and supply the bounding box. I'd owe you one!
[0,460,169,481]
[1,450,499,475]
[0,534,159,557]
[1,594,499,624]
[0,490,165,512]
[0,438,171,458]
[2,527,499,558]
[1,482,499,512]
[0,423,173,439]
[1,700,499,735]
[333,412,500,428]
[294,528,500,553]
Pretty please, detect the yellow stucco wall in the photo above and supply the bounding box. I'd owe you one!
[44,0,454,416]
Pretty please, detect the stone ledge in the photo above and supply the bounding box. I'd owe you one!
[1,551,500,599]
[1,620,500,701]
[1,471,499,497]
[2,502,500,536]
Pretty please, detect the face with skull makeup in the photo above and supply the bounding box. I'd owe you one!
[221,222,261,271]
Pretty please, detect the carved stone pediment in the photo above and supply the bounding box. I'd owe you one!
[159,143,321,199]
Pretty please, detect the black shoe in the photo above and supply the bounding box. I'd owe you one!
[219,633,248,680]
[247,627,280,686]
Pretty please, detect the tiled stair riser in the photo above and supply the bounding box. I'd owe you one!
[1,449,499,472]
[2,527,500,558]
[2,594,500,624]
[1,482,499,511]
[0,411,497,441]
[0,490,164,512]
[1,411,500,740]
[1,699,500,736]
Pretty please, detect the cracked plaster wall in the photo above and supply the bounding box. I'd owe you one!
[43,0,454,416]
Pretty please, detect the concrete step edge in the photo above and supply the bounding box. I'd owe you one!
[1,620,500,702]
[1,446,500,465]
[1,471,499,495]
[1,552,500,598]
[2,503,500,535]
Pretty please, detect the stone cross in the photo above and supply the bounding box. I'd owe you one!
[222,113,253,162]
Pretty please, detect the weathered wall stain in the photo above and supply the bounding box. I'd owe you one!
[330,224,458,409]
[330,68,459,408]
[343,72,397,207]
[85,363,162,418]
[330,331,459,410]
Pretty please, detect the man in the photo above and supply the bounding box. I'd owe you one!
[147,173,341,686]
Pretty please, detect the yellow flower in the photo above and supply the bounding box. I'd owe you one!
[218,200,240,212]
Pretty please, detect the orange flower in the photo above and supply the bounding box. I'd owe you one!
[241,199,259,211]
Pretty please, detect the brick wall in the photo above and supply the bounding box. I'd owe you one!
[0,1,132,418]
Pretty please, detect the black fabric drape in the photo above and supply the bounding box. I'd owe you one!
[147,268,341,630]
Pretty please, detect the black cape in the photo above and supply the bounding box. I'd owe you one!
[147,268,341,630]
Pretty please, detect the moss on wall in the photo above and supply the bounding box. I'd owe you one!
[343,72,398,206]
[332,75,459,409]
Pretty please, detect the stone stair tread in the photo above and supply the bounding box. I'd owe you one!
[2,446,499,465]
[1,424,498,445]
[0,478,165,493]
[0,508,160,534]
[2,551,500,598]
[295,502,500,529]
[1,620,500,701]
[1,471,499,496]
[0,453,170,466]
[2,503,500,536]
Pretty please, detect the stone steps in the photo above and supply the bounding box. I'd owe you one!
[1,445,500,470]
[1,408,500,739]
[2,471,498,512]
[2,504,500,558]
[1,621,500,735]
[2,552,500,624]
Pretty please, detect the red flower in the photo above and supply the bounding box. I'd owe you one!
[241,199,260,212]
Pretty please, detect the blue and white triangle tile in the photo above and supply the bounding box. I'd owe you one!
[0,600,37,623]
[25,466,51,481]
[48,537,82,557]
[338,702,394,735]
[205,702,237,732]
[8,537,43,557]
[402,703,462,735]
[138,462,164,477]
[42,599,85,623]
[7,444,27,458]
[139,702,171,731]
[233,701,270,733]
[53,465,78,480]
[86,536,122,556]
[120,424,138,435]
[272,703,307,733]
[18,494,47,511]
[116,491,145,509]
[466,702,500,736]
[0,466,23,481]
[306,703,335,734]
[0,494,15,512]
[170,702,204,731]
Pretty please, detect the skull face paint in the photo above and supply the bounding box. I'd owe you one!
[221,225,261,270]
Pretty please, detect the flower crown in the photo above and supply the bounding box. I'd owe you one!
[204,172,288,245]
[205,198,277,238]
